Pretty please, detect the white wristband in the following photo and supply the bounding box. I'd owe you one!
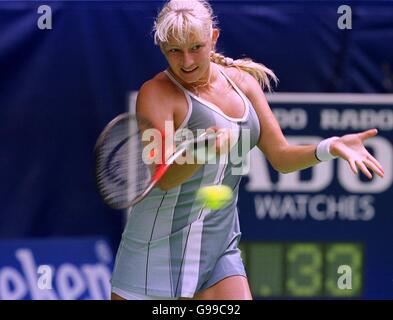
[315,137,339,162]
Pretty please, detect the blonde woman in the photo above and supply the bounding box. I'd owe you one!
[111,0,384,300]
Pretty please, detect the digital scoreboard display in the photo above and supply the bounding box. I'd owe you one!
[238,94,393,299]
[240,242,363,298]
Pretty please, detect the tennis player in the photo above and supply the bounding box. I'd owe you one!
[111,0,384,300]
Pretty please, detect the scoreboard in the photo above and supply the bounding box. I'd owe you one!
[240,242,363,298]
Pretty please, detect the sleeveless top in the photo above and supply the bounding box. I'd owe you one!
[111,67,261,297]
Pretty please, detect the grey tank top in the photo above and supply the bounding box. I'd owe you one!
[114,67,261,297]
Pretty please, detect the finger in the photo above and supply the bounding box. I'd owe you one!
[348,159,358,175]
[364,159,384,178]
[358,128,378,141]
[356,160,373,179]
[366,154,385,174]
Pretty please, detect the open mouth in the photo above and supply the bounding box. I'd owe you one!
[181,67,198,74]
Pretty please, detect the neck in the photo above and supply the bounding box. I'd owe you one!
[191,69,213,94]
[169,63,218,96]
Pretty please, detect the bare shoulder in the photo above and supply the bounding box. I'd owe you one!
[138,72,179,103]
[136,72,177,126]
[137,72,182,109]
[220,65,262,98]
[136,72,187,130]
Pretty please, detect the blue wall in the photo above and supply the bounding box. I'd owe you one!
[0,0,392,299]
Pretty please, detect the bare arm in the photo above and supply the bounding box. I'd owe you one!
[136,79,203,191]
[232,70,384,177]
[237,71,319,173]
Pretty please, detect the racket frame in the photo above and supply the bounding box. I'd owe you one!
[95,114,220,209]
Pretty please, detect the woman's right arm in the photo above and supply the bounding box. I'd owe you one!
[136,79,203,191]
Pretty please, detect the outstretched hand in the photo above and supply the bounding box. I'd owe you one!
[330,129,384,179]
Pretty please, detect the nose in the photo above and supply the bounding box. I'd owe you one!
[182,52,194,69]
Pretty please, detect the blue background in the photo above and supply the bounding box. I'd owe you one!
[0,0,392,299]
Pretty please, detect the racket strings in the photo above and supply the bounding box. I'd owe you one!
[95,114,220,209]
[96,117,151,208]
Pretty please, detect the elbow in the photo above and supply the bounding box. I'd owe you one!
[273,166,292,174]
[156,176,183,191]
[157,185,169,192]
[263,144,293,174]
[156,181,175,192]
[277,167,294,174]
[270,161,294,174]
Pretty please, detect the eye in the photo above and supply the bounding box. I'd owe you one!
[191,44,202,51]
[168,48,180,53]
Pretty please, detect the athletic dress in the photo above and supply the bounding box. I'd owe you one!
[111,67,261,298]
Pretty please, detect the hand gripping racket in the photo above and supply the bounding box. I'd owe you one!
[94,113,219,209]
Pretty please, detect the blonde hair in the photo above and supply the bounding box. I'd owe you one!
[153,0,278,91]
[210,52,278,92]
[153,0,215,45]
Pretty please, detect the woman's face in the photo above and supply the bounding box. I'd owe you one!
[161,29,219,86]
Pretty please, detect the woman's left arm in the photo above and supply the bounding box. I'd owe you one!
[234,69,384,178]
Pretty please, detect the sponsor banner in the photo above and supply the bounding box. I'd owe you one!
[239,94,393,298]
[0,237,113,300]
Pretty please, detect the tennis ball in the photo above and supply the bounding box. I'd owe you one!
[196,185,233,210]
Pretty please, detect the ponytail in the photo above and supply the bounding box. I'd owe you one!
[210,51,278,92]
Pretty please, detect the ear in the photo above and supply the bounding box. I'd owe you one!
[211,28,220,48]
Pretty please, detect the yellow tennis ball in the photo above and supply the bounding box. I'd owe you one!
[196,185,233,210]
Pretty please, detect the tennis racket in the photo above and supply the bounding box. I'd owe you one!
[94,113,220,209]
